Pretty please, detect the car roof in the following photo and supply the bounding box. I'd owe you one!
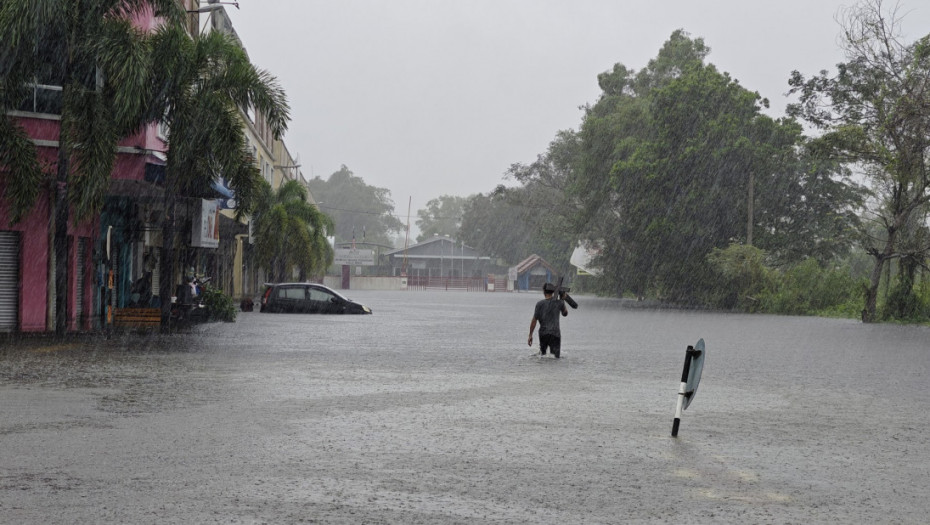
[265,282,331,290]
[264,282,352,302]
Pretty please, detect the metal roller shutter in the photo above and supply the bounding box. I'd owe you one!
[76,237,86,325]
[0,231,21,331]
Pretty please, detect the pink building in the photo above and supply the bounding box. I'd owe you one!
[0,2,198,332]
[1,106,167,332]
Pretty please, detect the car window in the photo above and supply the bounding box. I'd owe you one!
[279,287,306,300]
[308,288,334,302]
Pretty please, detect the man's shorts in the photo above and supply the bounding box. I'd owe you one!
[539,333,561,357]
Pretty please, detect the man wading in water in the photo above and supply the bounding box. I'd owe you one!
[528,282,569,358]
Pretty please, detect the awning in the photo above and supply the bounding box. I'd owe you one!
[212,179,234,199]
[213,177,236,209]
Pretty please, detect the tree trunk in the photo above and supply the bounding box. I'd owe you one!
[53,27,78,335]
[54,138,70,335]
[863,231,896,323]
[47,198,56,331]
[746,171,754,246]
[160,188,175,332]
[276,259,285,283]
[863,257,883,323]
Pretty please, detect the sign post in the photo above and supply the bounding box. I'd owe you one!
[334,248,376,290]
[672,338,705,437]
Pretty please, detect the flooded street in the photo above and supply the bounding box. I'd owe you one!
[2,290,929,524]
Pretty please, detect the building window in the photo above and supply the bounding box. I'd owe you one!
[157,120,169,141]
[13,25,69,114]
[17,83,63,114]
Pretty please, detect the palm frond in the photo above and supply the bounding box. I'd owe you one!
[110,0,185,26]
[66,86,118,219]
[197,31,290,138]
[92,17,154,134]
[0,0,63,108]
[0,115,44,225]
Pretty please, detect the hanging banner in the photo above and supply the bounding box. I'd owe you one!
[192,199,220,248]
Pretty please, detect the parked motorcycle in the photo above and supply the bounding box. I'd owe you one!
[170,276,211,324]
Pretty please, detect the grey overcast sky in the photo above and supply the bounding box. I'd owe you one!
[225,0,930,216]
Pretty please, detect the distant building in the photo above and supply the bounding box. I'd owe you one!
[513,254,558,291]
[385,236,490,279]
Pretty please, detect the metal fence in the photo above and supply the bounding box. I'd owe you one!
[405,276,488,292]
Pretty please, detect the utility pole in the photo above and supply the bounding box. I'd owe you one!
[746,171,754,246]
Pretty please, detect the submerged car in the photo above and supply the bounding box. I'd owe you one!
[260,283,372,314]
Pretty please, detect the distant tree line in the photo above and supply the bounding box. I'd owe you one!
[417,0,930,323]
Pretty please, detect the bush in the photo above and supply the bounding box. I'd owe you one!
[201,284,237,322]
[706,243,770,311]
[758,258,863,317]
[879,264,930,322]
[705,244,864,317]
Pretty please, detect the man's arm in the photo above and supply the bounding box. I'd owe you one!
[528,318,537,346]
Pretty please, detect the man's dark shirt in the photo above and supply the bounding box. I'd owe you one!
[533,297,565,337]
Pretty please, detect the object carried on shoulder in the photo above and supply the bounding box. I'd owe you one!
[542,278,579,309]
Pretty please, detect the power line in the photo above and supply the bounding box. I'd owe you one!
[316,204,406,219]
[317,204,462,221]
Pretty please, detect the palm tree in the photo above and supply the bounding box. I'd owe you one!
[253,179,333,282]
[145,24,290,330]
[0,0,183,334]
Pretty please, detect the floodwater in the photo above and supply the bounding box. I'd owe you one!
[1,291,929,524]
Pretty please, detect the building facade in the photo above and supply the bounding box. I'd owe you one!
[0,0,313,332]
[385,236,490,280]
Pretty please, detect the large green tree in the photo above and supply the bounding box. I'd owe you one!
[458,131,582,272]
[252,179,333,282]
[0,0,183,334]
[788,0,930,322]
[572,30,862,303]
[146,23,289,329]
[459,187,534,265]
[415,194,468,242]
[504,129,580,271]
[307,165,403,247]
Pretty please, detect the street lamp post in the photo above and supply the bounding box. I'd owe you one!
[186,1,239,14]
[186,1,239,35]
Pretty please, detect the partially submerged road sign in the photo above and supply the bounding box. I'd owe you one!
[683,338,705,410]
[672,338,706,437]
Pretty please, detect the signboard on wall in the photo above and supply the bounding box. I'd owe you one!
[334,248,375,266]
[191,199,220,248]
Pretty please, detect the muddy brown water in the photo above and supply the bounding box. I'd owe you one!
[2,291,929,523]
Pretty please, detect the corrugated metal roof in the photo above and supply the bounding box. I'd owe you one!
[514,254,557,275]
